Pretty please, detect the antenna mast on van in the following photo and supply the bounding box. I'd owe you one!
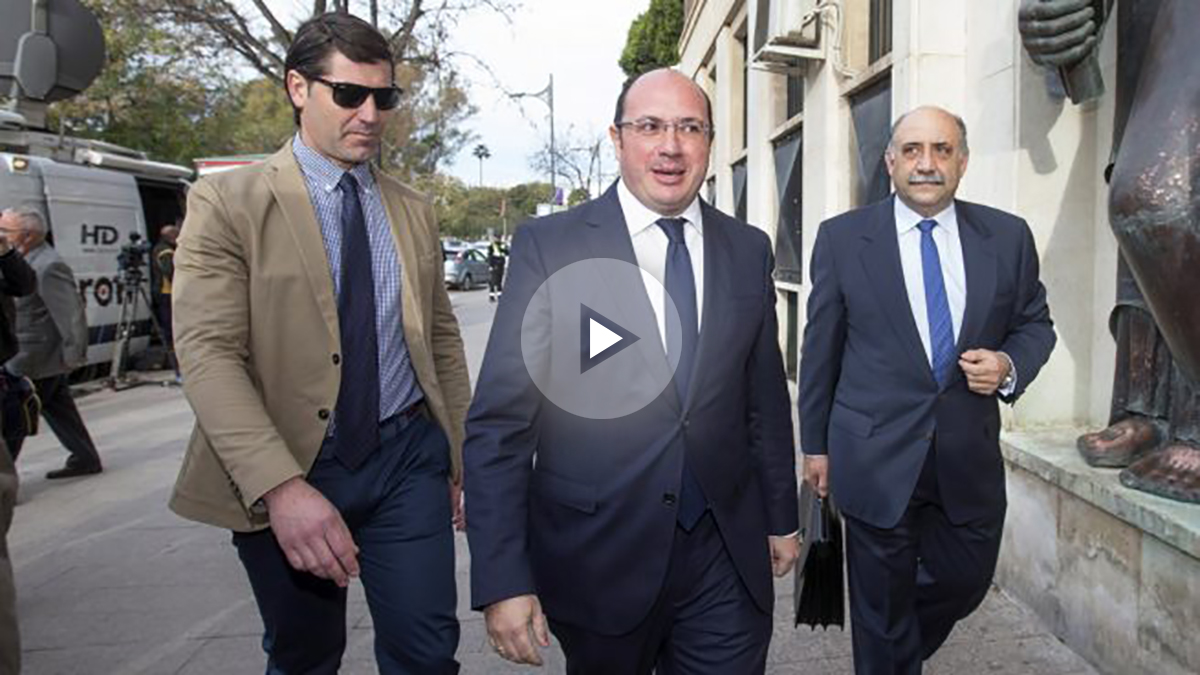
[0,0,106,130]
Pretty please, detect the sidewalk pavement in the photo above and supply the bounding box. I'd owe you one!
[8,289,1098,674]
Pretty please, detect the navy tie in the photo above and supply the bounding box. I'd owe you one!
[657,217,706,530]
[334,173,381,469]
[918,219,956,388]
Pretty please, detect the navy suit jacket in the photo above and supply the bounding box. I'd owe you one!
[798,197,1056,529]
[465,184,799,635]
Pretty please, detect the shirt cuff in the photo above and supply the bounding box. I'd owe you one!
[998,351,1017,396]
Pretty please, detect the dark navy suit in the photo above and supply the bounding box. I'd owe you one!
[465,184,798,672]
[799,196,1056,673]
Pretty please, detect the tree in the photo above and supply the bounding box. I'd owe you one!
[473,143,491,186]
[618,0,684,78]
[529,128,608,200]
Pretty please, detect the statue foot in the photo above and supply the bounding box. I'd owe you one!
[1120,443,1200,504]
[1076,417,1160,468]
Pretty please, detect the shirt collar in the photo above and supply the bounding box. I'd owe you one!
[893,195,958,237]
[292,133,376,194]
[617,178,704,237]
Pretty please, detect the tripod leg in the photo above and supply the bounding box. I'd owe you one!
[137,285,180,379]
[108,287,134,384]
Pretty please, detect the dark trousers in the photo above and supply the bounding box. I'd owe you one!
[549,513,771,675]
[155,294,174,348]
[233,411,459,675]
[488,262,505,294]
[8,374,101,467]
[0,441,19,675]
[843,446,1004,675]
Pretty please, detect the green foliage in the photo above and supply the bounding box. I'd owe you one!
[568,187,590,206]
[618,0,684,78]
[415,178,553,240]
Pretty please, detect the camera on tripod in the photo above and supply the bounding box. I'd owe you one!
[116,232,153,280]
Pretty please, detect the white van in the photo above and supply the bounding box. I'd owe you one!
[0,122,190,366]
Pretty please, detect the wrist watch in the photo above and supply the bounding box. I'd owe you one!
[999,354,1015,389]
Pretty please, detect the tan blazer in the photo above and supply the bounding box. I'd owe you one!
[169,145,471,532]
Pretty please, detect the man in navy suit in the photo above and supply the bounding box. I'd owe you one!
[799,106,1056,674]
[465,69,800,673]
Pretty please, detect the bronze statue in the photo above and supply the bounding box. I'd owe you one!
[1019,0,1200,503]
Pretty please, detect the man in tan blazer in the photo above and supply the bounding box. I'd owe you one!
[169,12,470,674]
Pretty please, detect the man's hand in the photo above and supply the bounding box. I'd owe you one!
[959,349,1011,396]
[802,454,829,498]
[484,594,550,666]
[769,534,800,577]
[449,478,465,532]
[262,476,359,587]
[1018,0,1099,68]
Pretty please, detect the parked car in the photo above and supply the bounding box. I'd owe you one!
[443,246,490,289]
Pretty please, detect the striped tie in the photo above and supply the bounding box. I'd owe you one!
[918,219,956,388]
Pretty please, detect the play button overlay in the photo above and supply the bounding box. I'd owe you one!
[521,258,682,419]
[581,304,639,373]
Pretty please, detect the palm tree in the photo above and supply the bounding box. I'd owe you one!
[473,144,491,186]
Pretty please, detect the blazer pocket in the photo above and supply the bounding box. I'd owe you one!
[830,401,875,437]
[531,469,598,514]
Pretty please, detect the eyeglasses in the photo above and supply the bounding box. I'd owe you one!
[616,117,712,140]
[309,76,403,111]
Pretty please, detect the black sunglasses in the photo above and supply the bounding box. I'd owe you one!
[309,76,403,111]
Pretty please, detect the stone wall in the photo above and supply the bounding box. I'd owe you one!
[998,431,1200,675]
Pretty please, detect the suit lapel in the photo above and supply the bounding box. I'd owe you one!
[955,202,997,353]
[582,185,679,412]
[263,148,340,346]
[858,198,935,383]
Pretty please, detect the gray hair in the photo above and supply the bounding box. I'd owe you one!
[8,207,47,236]
[887,107,970,156]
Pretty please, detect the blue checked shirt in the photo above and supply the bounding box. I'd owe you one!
[292,135,423,423]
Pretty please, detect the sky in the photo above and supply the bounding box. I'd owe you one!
[441,0,650,191]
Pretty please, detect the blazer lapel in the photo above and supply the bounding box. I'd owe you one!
[955,201,997,353]
[582,185,679,412]
[858,198,935,383]
[263,148,340,346]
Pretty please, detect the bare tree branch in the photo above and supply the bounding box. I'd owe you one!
[389,0,426,59]
[313,0,327,15]
[370,0,380,27]
[248,0,293,48]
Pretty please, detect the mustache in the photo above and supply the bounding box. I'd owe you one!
[908,174,945,185]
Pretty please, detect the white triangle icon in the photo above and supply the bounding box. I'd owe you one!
[590,318,622,358]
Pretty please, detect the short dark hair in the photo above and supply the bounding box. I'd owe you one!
[613,71,714,140]
[284,12,395,125]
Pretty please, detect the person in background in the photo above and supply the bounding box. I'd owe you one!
[151,223,180,349]
[0,208,100,479]
[486,232,507,302]
[0,209,37,675]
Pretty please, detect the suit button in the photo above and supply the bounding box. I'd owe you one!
[332,354,341,365]
[682,417,690,429]
[318,408,330,420]
[662,492,677,507]
[924,432,934,442]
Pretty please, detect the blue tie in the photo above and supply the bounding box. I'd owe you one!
[657,217,706,530]
[918,219,956,388]
[334,173,381,469]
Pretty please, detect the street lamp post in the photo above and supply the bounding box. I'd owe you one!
[511,74,556,209]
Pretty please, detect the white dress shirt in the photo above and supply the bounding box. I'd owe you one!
[894,198,967,366]
[894,196,1017,393]
[617,180,705,350]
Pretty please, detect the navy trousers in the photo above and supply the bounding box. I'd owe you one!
[548,513,771,675]
[233,411,459,675]
[843,445,1005,675]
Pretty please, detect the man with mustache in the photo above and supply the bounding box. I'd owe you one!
[799,106,1057,674]
[466,69,799,673]
[169,12,470,674]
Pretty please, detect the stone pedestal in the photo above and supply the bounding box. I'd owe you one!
[998,430,1200,675]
